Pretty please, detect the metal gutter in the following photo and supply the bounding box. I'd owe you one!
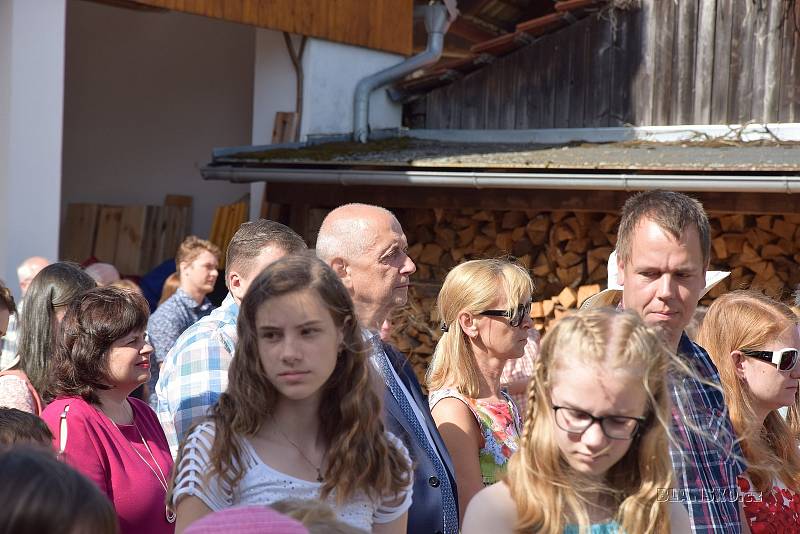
[353,3,449,143]
[200,166,800,194]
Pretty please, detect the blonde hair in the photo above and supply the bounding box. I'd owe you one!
[427,258,533,398]
[506,308,674,534]
[175,236,221,273]
[158,273,180,305]
[697,290,800,492]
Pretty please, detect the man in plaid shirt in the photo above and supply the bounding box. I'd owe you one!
[155,220,306,456]
[616,191,747,533]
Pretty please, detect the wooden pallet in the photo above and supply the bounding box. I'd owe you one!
[62,204,100,263]
[62,197,193,276]
[210,200,248,268]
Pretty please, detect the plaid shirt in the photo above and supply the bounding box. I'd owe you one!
[147,288,214,408]
[500,330,539,413]
[155,293,238,457]
[670,333,746,533]
[0,311,18,371]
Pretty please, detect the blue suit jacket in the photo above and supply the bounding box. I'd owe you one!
[382,342,459,534]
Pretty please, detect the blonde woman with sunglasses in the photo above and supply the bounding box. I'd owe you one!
[427,259,532,522]
[698,290,800,530]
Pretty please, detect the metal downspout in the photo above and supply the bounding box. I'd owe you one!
[352,3,449,143]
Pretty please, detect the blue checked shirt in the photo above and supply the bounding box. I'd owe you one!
[155,293,238,457]
[670,333,746,533]
[147,287,214,408]
[0,311,18,371]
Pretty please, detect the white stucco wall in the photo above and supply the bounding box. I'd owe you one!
[252,28,298,146]
[249,28,298,219]
[0,0,66,298]
[300,38,403,138]
[61,0,254,240]
[246,34,405,219]
[250,32,405,144]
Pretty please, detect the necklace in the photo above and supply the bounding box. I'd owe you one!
[273,424,324,483]
[107,408,177,524]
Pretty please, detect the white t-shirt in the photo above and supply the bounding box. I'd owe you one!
[172,422,413,532]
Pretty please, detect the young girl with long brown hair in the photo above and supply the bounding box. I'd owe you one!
[170,253,412,533]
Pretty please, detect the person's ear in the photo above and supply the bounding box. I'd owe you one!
[227,269,245,301]
[731,350,747,380]
[330,257,352,291]
[616,254,625,287]
[336,327,345,353]
[178,260,189,275]
[458,311,478,339]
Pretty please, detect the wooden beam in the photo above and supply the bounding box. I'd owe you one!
[555,0,601,12]
[263,184,800,215]
[86,0,167,11]
[448,18,499,43]
[126,0,413,55]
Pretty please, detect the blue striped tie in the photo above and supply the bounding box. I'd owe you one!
[373,344,458,534]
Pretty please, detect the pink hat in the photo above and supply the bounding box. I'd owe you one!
[185,506,309,534]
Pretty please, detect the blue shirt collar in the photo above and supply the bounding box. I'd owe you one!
[175,287,213,313]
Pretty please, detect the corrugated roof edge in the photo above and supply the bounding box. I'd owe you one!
[212,123,800,161]
[212,128,407,160]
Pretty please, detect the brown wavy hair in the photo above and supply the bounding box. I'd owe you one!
[174,252,409,503]
[0,280,16,315]
[47,286,150,404]
[698,290,800,493]
[506,308,674,534]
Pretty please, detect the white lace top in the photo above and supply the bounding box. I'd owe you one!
[0,374,36,413]
[172,422,413,531]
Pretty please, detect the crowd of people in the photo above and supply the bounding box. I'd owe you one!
[0,190,798,533]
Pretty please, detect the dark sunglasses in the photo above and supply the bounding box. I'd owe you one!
[478,300,532,328]
[741,347,799,372]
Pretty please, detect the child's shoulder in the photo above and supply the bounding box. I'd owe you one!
[462,481,517,534]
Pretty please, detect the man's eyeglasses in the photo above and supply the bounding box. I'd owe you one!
[740,347,799,372]
[478,300,532,328]
[552,405,646,440]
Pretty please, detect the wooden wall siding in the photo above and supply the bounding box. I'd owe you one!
[424,0,800,128]
[130,0,412,55]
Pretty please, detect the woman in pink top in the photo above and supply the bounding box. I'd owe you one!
[42,286,174,534]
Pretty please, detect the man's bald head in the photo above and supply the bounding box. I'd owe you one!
[17,257,50,296]
[316,204,416,330]
[315,204,397,262]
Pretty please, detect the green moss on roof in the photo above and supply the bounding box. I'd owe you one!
[229,137,416,162]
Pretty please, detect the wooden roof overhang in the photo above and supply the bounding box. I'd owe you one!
[91,0,413,55]
[399,0,607,100]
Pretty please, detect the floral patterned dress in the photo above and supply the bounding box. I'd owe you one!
[737,475,800,533]
[429,388,522,485]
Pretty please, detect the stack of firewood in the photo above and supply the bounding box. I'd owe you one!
[390,208,800,380]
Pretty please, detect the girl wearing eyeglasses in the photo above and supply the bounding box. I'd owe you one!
[462,307,690,533]
[427,259,532,522]
[697,290,800,531]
